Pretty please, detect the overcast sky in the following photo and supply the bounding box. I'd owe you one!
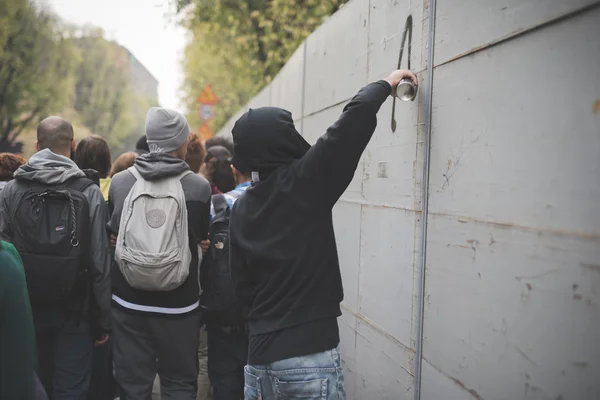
[47,0,187,113]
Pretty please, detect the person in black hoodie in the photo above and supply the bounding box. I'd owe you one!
[230,69,417,399]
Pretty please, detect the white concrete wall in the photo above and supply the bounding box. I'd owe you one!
[216,1,600,399]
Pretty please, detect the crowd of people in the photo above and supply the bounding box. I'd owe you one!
[0,69,417,400]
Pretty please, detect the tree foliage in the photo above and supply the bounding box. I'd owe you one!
[0,0,156,154]
[70,28,135,147]
[0,0,77,147]
[178,0,348,133]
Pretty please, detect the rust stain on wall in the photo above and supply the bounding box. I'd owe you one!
[580,262,600,274]
[449,376,484,400]
[430,212,600,242]
[593,100,600,114]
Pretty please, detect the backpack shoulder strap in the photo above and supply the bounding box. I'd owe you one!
[212,194,228,215]
[177,170,194,181]
[68,176,96,193]
[127,166,142,181]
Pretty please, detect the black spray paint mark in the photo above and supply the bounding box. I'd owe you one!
[391,15,413,132]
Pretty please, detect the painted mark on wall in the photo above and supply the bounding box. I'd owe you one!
[377,162,388,178]
[391,15,412,132]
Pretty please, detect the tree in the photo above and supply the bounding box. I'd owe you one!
[70,28,135,148]
[180,23,264,132]
[0,0,78,148]
[177,0,348,132]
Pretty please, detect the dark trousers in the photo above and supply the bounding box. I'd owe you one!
[206,325,248,400]
[86,340,117,400]
[111,307,201,400]
[35,315,93,400]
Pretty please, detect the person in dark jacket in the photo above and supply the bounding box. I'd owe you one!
[203,156,251,400]
[135,135,150,155]
[107,107,212,400]
[74,134,112,201]
[230,69,417,399]
[202,145,235,194]
[0,117,112,399]
[204,136,233,154]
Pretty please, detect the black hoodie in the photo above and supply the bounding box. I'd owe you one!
[230,80,392,363]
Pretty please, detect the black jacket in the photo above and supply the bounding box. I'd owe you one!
[230,80,392,334]
[0,149,112,333]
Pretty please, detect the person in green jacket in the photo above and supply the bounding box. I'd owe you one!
[2,240,23,266]
[0,241,36,399]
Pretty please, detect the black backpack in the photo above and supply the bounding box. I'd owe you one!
[11,177,94,304]
[201,192,242,316]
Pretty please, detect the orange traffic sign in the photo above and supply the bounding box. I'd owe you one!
[199,123,214,141]
[197,84,219,105]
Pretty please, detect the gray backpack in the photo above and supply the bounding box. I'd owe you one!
[115,166,193,291]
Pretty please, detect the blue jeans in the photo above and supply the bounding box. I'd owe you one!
[244,346,345,400]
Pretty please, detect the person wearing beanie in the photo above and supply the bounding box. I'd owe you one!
[107,107,212,400]
[229,70,417,398]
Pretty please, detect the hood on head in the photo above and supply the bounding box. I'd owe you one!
[232,107,310,175]
[13,148,84,185]
[134,152,190,181]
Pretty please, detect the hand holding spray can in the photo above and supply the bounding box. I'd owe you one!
[385,70,418,102]
[393,78,417,101]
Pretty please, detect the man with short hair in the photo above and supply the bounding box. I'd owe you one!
[0,116,112,399]
[108,107,212,400]
[202,156,251,400]
[230,70,417,399]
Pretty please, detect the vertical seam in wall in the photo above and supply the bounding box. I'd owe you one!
[300,42,307,135]
[355,4,371,397]
[354,204,363,398]
[360,0,373,198]
[414,0,437,398]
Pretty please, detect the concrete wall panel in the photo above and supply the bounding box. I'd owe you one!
[434,0,598,66]
[354,317,414,400]
[246,84,271,111]
[269,44,305,119]
[358,206,416,346]
[333,202,363,312]
[423,5,600,399]
[303,0,370,116]
[367,0,425,79]
[423,214,600,399]
[428,6,600,236]
[361,97,420,210]
[420,359,473,400]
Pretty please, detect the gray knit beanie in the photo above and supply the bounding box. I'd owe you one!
[145,107,190,153]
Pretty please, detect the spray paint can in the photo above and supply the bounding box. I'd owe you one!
[394,78,417,101]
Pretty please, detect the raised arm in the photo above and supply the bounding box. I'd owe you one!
[295,70,417,210]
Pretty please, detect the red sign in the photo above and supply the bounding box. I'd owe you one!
[197,84,219,105]
[199,123,213,141]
